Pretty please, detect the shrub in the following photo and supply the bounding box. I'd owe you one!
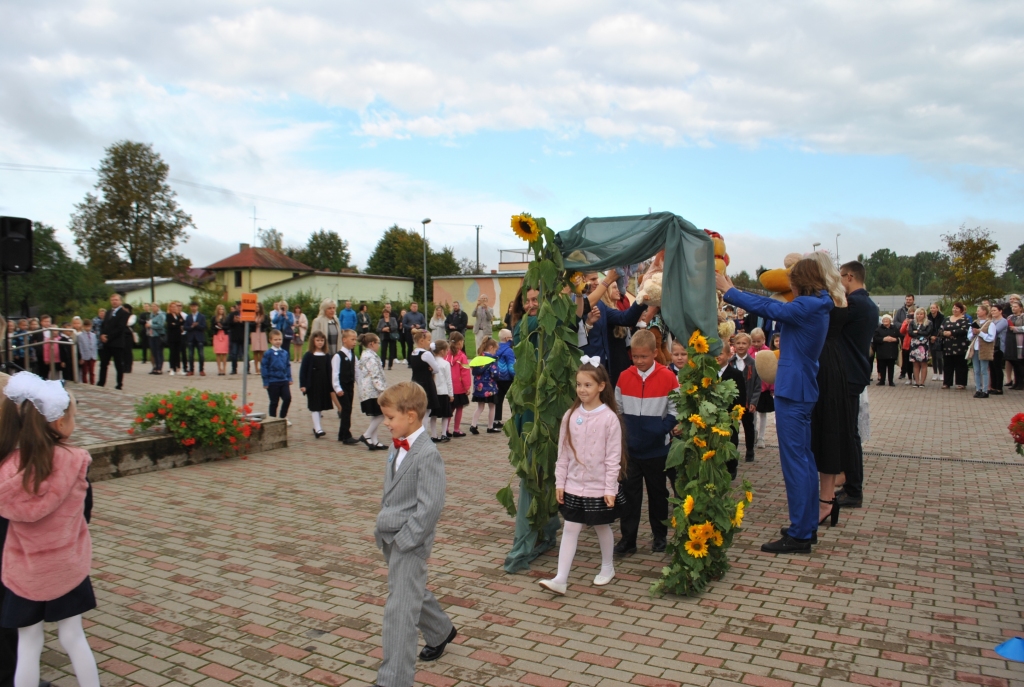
[129,388,260,456]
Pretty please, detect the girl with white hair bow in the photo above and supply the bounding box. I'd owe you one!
[0,372,100,687]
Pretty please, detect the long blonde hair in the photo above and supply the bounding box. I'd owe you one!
[806,251,847,307]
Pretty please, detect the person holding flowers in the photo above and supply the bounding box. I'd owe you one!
[538,359,627,595]
[716,258,832,554]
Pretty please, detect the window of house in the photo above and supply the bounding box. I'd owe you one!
[234,271,242,287]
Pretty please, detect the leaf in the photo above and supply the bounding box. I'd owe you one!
[496,485,517,517]
[538,260,558,294]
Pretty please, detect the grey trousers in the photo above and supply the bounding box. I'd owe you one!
[377,542,453,687]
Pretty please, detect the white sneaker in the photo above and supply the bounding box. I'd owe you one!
[594,571,615,586]
[169,371,175,376]
[538,579,567,595]
[757,439,766,449]
[286,420,293,426]
[905,380,912,385]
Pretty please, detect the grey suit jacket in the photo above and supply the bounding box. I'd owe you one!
[374,433,446,554]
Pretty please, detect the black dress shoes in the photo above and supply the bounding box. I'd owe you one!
[341,437,361,445]
[834,494,863,509]
[651,537,666,553]
[419,626,457,662]
[780,527,818,544]
[613,540,637,556]
[760,535,813,554]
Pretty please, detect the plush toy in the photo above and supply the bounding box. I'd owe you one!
[705,229,729,274]
[637,250,665,306]
[754,348,781,384]
[758,252,802,302]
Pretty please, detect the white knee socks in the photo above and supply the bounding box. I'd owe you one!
[552,522,615,585]
[756,412,767,441]
[594,524,615,577]
[471,403,483,427]
[311,411,323,433]
[429,416,438,438]
[16,616,99,687]
[363,415,385,444]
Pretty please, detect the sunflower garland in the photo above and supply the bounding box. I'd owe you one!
[652,329,754,598]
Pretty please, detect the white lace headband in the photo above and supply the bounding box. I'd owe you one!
[3,372,71,422]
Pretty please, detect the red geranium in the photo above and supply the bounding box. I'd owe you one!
[131,388,253,457]
[1010,413,1024,456]
[145,412,155,419]
[182,437,196,447]
[201,393,209,400]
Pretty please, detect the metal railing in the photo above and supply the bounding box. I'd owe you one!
[3,327,80,383]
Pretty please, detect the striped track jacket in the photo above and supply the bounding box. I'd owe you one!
[614,362,679,460]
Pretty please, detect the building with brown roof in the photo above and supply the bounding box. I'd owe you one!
[205,243,315,302]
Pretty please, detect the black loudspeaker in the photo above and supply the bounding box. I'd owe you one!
[0,217,33,274]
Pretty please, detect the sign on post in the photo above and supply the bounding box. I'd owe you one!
[240,293,258,322]
[239,293,257,413]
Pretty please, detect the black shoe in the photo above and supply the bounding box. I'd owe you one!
[486,427,502,434]
[469,426,479,435]
[834,494,863,509]
[898,373,905,379]
[819,498,839,527]
[613,540,637,556]
[744,451,754,463]
[440,435,450,443]
[888,382,895,386]
[652,537,666,553]
[446,432,454,438]
[990,389,1003,395]
[452,431,466,438]
[369,443,388,451]
[780,527,818,544]
[419,626,457,662]
[876,381,885,386]
[760,535,813,554]
[973,391,986,398]
[431,437,441,443]
[342,437,361,445]
[493,421,503,428]
[314,430,325,439]
[40,680,52,687]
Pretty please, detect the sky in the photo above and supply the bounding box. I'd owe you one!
[1,0,1022,277]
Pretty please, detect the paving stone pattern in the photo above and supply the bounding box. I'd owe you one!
[34,362,1024,687]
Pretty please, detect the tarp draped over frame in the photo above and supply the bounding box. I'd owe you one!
[555,212,720,352]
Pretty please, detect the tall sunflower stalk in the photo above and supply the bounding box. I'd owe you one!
[651,330,754,597]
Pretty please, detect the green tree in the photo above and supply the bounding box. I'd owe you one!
[6,224,109,318]
[730,270,756,290]
[457,257,487,275]
[1007,241,1024,281]
[69,141,193,279]
[258,227,284,251]
[942,224,1001,301]
[365,225,460,301]
[287,229,352,272]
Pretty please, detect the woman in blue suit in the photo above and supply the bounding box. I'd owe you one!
[716,259,833,554]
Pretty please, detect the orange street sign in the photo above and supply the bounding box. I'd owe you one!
[240,293,258,322]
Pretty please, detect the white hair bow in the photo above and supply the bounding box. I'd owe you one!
[429,341,436,352]
[580,355,601,367]
[3,372,70,422]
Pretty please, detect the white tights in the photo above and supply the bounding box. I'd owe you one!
[552,521,615,585]
[429,416,451,439]
[756,412,770,442]
[471,402,495,429]
[361,415,385,444]
[16,616,99,687]
[311,411,323,433]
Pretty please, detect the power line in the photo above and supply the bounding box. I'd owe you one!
[0,161,482,229]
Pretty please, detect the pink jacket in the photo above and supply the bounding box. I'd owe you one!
[555,404,622,498]
[448,350,472,396]
[0,445,92,601]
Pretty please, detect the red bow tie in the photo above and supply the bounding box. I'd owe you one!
[393,438,411,451]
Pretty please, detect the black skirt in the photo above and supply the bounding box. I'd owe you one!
[361,398,382,417]
[810,317,853,475]
[436,396,453,419]
[756,391,774,413]
[1,576,96,628]
[453,393,469,408]
[409,352,440,413]
[305,355,335,412]
[559,490,625,526]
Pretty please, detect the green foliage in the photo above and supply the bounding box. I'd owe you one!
[1006,242,1024,281]
[859,248,949,295]
[942,224,1001,302]
[130,388,260,456]
[69,141,193,279]
[651,331,754,597]
[258,227,284,251]
[365,225,460,302]
[284,229,353,272]
[5,223,109,319]
[496,215,579,534]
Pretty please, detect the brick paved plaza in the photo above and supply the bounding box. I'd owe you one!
[36,364,1024,687]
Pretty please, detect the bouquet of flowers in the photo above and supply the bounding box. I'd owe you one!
[1010,413,1024,457]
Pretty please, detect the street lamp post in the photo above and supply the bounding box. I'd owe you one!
[812,242,821,251]
[421,218,431,305]
[835,234,841,263]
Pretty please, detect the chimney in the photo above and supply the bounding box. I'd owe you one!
[239,243,250,252]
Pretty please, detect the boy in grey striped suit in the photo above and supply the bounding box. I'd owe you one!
[373,383,457,687]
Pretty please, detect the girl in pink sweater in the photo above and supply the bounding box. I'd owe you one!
[0,372,99,687]
[539,359,627,595]
[446,332,472,438]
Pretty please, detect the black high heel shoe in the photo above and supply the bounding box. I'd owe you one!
[819,498,839,527]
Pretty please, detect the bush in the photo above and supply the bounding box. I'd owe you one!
[129,388,260,456]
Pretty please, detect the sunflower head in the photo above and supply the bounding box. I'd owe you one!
[688,330,703,346]
[701,450,716,461]
[711,530,724,547]
[712,426,731,436]
[670,516,677,528]
[686,385,699,395]
[688,414,706,428]
[688,524,707,541]
[745,490,753,503]
[683,494,695,517]
[511,213,541,242]
[693,436,707,448]
[692,336,710,354]
[699,521,716,539]
[688,360,697,368]
[569,272,586,294]
[732,404,745,420]
[702,377,713,388]
[684,538,709,558]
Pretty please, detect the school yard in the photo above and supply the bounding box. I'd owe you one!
[39,365,1024,687]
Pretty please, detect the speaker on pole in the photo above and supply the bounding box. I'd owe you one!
[1,217,33,274]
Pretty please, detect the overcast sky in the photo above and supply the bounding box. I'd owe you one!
[1,0,1022,275]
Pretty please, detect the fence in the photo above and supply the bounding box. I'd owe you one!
[3,327,80,383]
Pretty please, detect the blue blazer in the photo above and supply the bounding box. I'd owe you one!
[184,312,207,344]
[724,288,833,403]
[582,298,647,366]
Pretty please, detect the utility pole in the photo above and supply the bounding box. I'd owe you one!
[149,219,156,303]
[421,218,431,304]
[475,225,481,274]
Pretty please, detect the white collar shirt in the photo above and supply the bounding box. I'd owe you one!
[395,426,426,471]
[637,365,655,381]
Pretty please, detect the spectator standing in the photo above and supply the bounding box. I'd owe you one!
[227,302,246,374]
[894,294,915,380]
[873,315,900,385]
[446,300,468,337]
[147,303,166,374]
[968,304,996,398]
[377,304,400,370]
[212,304,229,375]
[927,303,945,381]
[78,320,98,384]
[271,301,296,355]
[907,309,933,387]
[292,305,308,362]
[250,303,268,373]
[941,302,970,389]
[472,296,494,349]
[338,300,358,332]
[97,294,130,389]
[137,304,151,364]
[184,301,207,377]
[403,303,427,362]
[165,301,185,376]
[356,303,372,337]
[1005,298,1024,390]
[398,309,409,360]
[429,306,447,342]
[988,304,1008,395]
[310,299,341,355]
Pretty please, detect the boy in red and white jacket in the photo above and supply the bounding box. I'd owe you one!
[613,329,679,555]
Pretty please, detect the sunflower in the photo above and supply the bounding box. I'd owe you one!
[699,521,716,539]
[688,360,697,368]
[711,426,731,436]
[702,377,713,388]
[511,213,541,242]
[688,524,707,541]
[568,271,586,294]
[731,501,745,528]
[732,404,745,420]
[693,436,707,448]
[711,530,724,547]
[692,336,710,354]
[684,538,709,558]
[670,516,677,528]
[683,494,695,517]
[688,330,703,346]
[701,450,716,461]
[686,385,699,395]
[688,414,706,429]
[745,490,753,503]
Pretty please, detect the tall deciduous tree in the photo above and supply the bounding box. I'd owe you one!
[70,141,193,279]
[294,229,352,272]
[365,225,459,302]
[942,224,1000,301]
[1007,241,1024,281]
[258,227,284,251]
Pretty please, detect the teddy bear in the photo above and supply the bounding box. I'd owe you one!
[758,252,803,302]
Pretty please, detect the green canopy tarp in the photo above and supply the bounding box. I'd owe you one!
[555,212,720,351]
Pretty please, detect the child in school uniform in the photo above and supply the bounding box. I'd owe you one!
[716,342,746,480]
[332,329,359,445]
[77,321,98,385]
[261,329,292,422]
[0,373,101,687]
[299,331,336,439]
[493,329,516,429]
[538,361,627,595]
[430,340,454,443]
[749,327,768,355]
[730,332,761,463]
[470,337,500,434]
[373,383,457,687]
[409,330,440,423]
[446,332,471,438]
[356,333,389,451]
[668,338,688,375]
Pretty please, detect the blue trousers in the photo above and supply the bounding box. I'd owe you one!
[774,396,819,540]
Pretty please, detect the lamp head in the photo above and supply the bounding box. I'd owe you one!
[421,218,431,225]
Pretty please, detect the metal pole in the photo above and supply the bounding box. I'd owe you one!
[422,223,428,305]
[149,224,155,303]
[835,233,841,264]
[241,321,250,413]
[71,330,79,384]
[476,225,481,274]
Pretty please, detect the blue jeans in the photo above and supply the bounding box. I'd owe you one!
[972,352,989,393]
[774,396,819,540]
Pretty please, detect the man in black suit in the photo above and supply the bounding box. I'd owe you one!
[445,301,468,337]
[98,293,130,389]
[184,301,207,376]
[227,302,246,374]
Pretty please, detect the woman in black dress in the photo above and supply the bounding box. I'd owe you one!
[872,315,900,386]
[808,253,852,530]
[408,330,440,419]
[941,302,970,389]
[299,331,336,438]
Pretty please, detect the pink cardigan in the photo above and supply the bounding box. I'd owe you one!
[448,350,472,396]
[0,445,92,601]
[555,404,622,498]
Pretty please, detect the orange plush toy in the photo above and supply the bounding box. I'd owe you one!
[758,252,802,302]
